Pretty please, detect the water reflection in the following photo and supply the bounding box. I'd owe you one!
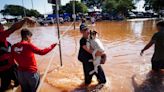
[131,21,144,38]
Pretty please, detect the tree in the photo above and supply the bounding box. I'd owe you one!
[102,0,116,13]
[81,0,105,8]
[0,10,8,18]
[116,0,135,14]
[26,9,42,17]
[102,0,135,15]
[52,5,65,14]
[144,0,164,13]
[0,4,42,18]
[2,5,25,17]
[62,1,88,14]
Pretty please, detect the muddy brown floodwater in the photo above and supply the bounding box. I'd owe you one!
[7,19,164,92]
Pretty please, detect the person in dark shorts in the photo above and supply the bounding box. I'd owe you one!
[140,20,164,72]
[78,25,106,86]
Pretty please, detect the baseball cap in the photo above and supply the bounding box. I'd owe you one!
[80,24,88,31]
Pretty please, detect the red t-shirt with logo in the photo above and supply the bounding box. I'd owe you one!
[11,41,56,73]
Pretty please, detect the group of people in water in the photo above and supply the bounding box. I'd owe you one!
[78,18,164,89]
[0,17,164,92]
[0,17,57,92]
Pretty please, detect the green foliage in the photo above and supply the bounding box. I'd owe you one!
[62,1,88,14]
[26,9,42,17]
[102,0,135,15]
[0,4,42,17]
[52,5,65,14]
[102,0,116,13]
[0,10,8,17]
[81,0,105,7]
[145,0,164,12]
[3,5,25,16]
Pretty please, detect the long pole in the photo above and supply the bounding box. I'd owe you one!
[31,0,34,9]
[56,0,63,66]
[22,0,26,17]
[73,0,76,30]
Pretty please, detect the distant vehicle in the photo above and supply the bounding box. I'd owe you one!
[153,13,159,17]
[63,13,71,21]
[76,15,81,21]
[159,10,164,17]
[116,14,124,20]
[38,17,65,26]
[0,19,7,24]
[102,13,110,20]
[95,13,102,21]
[37,18,54,26]
[102,13,118,20]
[135,12,144,18]
[143,12,153,18]
[128,12,136,19]
[59,17,64,24]
[64,16,71,22]
[86,15,91,20]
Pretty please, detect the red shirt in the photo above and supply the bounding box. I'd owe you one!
[11,41,56,73]
[0,29,14,42]
[0,29,13,72]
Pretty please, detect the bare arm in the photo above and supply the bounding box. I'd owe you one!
[6,19,26,34]
[31,43,57,55]
[140,41,154,56]
[82,45,93,54]
[82,45,104,56]
[5,17,36,36]
[95,51,104,56]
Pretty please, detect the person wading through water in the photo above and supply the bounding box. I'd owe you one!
[78,25,106,87]
[11,29,57,92]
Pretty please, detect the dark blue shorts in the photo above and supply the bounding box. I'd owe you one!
[17,70,40,92]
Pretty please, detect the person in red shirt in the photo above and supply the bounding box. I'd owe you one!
[11,29,57,92]
[0,17,36,92]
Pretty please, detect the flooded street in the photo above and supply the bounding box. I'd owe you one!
[7,19,164,92]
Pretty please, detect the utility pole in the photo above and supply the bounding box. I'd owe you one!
[22,0,26,17]
[31,0,34,9]
[55,0,63,66]
[47,0,62,66]
[73,0,76,30]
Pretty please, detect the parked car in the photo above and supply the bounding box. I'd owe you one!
[37,18,53,26]
[64,16,71,22]
[59,17,64,24]
[153,13,159,17]
[86,15,91,20]
[135,12,144,18]
[102,13,110,20]
[0,18,7,24]
[76,15,81,21]
[128,12,136,19]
